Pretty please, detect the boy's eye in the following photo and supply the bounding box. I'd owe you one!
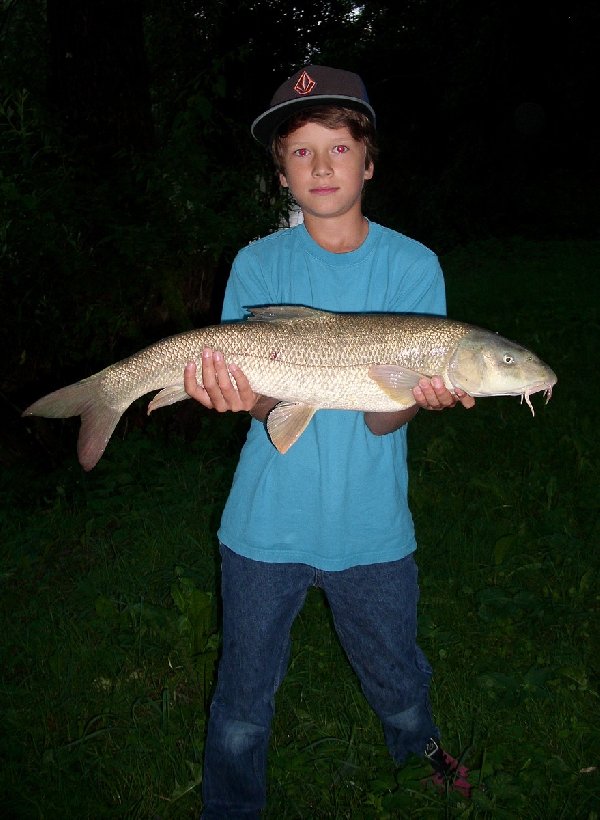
[294,147,310,157]
[333,145,349,154]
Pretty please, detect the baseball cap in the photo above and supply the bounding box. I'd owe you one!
[251,65,376,146]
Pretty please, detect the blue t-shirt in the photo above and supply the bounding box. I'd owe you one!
[217,221,446,570]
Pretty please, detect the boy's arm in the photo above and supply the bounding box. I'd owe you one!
[364,377,475,436]
[364,252,475,435]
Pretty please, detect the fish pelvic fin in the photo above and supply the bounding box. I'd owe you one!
[22,377,122,472]
[266,402,317,454]
[368,364,425,406]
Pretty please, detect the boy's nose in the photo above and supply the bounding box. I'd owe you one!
[312,161,333,176]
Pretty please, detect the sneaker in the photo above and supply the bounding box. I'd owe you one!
[423,737,472,798]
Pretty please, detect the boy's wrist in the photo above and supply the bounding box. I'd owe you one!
[364,406,419,436]
[250,395,279,422]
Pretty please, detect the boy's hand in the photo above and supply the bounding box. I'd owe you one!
[184,349,259,413]
[412,376,475,411]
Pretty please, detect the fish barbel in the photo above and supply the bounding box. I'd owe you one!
[22,306,557,470]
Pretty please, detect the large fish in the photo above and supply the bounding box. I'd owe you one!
[22,306,556,470]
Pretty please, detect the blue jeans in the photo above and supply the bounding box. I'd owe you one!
[201,545,438,819]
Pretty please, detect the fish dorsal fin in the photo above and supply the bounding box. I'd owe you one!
[368,364,426,406]
[246,305,331,323]
[266,401,317,453]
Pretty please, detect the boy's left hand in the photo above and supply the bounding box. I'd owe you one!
[412,376,475,411]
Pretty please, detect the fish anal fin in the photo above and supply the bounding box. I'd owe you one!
[368,364,425,406]
[147,384,190,414]
[266,402,317,453]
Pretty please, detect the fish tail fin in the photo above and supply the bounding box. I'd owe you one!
[22,376,122,471]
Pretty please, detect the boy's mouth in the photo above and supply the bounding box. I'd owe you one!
[309,186,339,195]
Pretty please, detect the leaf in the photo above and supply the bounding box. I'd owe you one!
[476,671,520,691]
[95,595,118,620]
[493,534,516,565]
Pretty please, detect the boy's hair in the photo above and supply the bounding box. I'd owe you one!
[270,106,378,174]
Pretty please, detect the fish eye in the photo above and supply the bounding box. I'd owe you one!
[503,354,515,365]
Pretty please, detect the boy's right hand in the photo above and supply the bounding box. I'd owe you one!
[413,376,475,410]
[184,349,259,413]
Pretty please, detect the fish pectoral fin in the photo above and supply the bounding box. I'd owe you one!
[266,402,317,454]
[147,384,190,414]
[368,364,425,405]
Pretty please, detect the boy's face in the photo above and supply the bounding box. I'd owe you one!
[278,121,374,222]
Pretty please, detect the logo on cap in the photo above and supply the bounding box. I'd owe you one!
[294,70,316,96]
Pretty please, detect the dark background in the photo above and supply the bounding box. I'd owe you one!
[1,0,598,425]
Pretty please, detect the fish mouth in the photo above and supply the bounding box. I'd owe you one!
[470,377,557,415]
[520,379,557,416]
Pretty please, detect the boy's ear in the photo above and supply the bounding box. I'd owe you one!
[364,161,374,181]
[279,172,289,188]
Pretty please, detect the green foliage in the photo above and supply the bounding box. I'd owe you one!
[0,12,285,400]
[0,78,279,394]
[0,413,245,816]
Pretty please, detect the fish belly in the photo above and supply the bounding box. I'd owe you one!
[229,358,407,412]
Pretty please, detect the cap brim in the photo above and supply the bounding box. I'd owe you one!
[251,96,376,146]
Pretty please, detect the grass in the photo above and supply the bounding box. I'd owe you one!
[1,238,599,818]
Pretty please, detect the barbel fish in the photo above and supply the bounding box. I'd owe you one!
[22,306,557,470]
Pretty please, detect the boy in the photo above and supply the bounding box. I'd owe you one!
[184,65,475,817]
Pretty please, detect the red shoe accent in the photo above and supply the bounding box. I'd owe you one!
[424,748,473,798]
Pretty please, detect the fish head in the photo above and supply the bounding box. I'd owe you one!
[448,329,557,412]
